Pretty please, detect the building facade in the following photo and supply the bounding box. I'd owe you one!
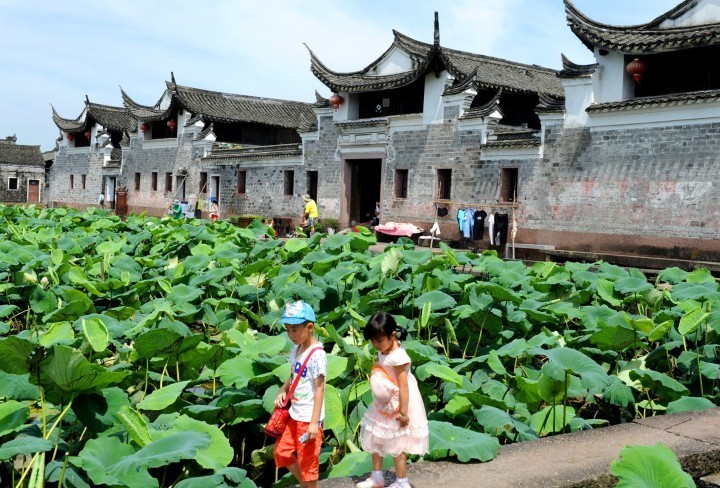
[0,135,45,204]
[48,1,720,262]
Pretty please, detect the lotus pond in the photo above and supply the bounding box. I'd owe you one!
[0,205,718,487]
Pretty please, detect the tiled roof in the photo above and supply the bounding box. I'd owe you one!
[123,82,314,130]
[558,54,598,79]
[484,139,541,149]
[536,93,566,114]
[313,91,331,109]
[565,0,720,54]
[171,83,314,129]
[460,89,503,120]
[203,143,302,162]
[52,100,136,133]
[194,122,215,141]
[586,88,720,113]
[0,143,44,167]
[335,117,389,128]
[121,87,173,122]
[309,29,562,96]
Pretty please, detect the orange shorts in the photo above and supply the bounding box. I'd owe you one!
[274,418,323,482]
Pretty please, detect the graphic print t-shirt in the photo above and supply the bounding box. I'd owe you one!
[288,344,327,422]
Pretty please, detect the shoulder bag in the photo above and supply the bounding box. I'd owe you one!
[264,346,322,438]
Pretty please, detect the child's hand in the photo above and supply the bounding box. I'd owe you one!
[274,391,287,408]
[396,412,409,427]
[306,421,320,440]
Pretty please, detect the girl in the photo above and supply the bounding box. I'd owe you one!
[357,312,429,488]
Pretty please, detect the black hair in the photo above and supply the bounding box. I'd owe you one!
[363,311,408,341]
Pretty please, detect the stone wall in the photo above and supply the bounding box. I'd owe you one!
[0,169,44,203]
[304,113,342,218]
[48,147,104,206]
[523,120,720,255]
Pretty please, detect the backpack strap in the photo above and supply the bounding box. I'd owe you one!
[284,346,322,407]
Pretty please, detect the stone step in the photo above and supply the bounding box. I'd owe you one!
[699,473,720,488]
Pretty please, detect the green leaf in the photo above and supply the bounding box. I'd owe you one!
[413,290,457,311]
[117,406,152,446]
[602,379,635,408]
[75,436,136,486]
[41,344,128,394]
[532,347,610,390]
[678,307,709,336]
[380,248,402,276]
[0,400,30,436]
[217,356,256,389]
[137,381,190,411]
[39,321,75,347]
[666,397,716,414]
[107,431,211,487]
[82,317,109,353]
[597,278,621,307]
[428,420,500,462]
[167,284,204,304]
[172,415,233,471]
[474,405,537,441]
[629,369,689,402]
[0,436,53,460]
[648,320,673,342]
[0,371,40,400]
[323,384,345,431]
[326,451,395,478]
[415,362,463,386]
[0,336,37,374]
[529,405,575,436]
[283,238,308,254]
[610,443,695,488]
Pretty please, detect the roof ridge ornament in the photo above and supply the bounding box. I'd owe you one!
[434,11,440,48]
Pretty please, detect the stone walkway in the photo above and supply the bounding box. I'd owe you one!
[319,409,720,488]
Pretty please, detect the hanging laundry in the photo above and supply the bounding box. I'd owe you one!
[473,209,487,240]
[488,213,495,245]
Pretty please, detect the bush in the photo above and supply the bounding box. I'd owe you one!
[318,218,339,233]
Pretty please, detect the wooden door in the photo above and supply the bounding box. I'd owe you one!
[27,180,40,203]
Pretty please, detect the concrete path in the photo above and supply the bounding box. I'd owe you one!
[319,409,720,488]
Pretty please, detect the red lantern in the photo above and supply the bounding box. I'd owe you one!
[329,93,344,111]
[84,130,91,140]
[626,58,648,84]
[167,119,177,132]
[140,123,149,133]
[67,133,74,142]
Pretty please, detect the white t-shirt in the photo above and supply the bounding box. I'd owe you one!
[288,344,327,422]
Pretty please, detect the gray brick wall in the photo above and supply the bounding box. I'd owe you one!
[525,120,720,240]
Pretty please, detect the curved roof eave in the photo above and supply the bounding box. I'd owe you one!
[121,86,172,122]
[51,104,88,132]
[565,0,720,54]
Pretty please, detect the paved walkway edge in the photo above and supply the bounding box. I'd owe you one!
[319,409,720,488]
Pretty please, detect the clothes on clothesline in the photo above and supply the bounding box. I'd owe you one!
[493,213,509,246]
[473,210,487,240]
[456,208,475,239]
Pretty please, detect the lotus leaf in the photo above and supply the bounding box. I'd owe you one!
[611,443,695,488]
[428,420,500,462]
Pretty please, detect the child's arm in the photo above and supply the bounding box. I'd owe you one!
[274,377,292,408]
[307,375,326,439]
[393,365,410,426]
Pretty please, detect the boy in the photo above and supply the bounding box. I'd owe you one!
[274,300,327,488]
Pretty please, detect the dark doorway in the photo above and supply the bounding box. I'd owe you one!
[347,159,381,225]
[307,171,318,201]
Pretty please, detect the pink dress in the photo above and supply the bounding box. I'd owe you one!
[359,346,429,457]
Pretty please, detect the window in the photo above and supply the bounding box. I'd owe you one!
[199,172,208,193]
[8,177,18,190]
[70,175,74,189]
[237,170,246,194]
[134,173,141,191]
[81,174,86,189]
[284,170,294,196]
[437,169,452,200]
[500,168,519,202]
[165,172,172,192]
[394,169,408,199]
[151,172,158,191]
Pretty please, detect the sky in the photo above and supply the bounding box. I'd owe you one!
[0,0,682,151]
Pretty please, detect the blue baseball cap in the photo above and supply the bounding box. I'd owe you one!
[279,300,316,325]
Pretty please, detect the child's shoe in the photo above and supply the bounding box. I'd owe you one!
[387,478,410,488]
[356,475,384,488]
